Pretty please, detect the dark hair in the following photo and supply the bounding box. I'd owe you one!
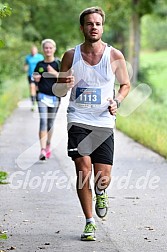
[79,7,105,26]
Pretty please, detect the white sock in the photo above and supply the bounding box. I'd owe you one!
[86,217,95,224]
[95,186,104,195]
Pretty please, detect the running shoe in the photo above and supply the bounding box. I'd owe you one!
[31,104,35,112]
[95,191,109,218]
[81,222,96,241]
[39,148,46,161]
[46,144,51,159]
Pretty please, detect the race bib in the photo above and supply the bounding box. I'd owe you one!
[76,87,101,107]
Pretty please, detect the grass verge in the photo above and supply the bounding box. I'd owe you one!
[0,75,28,127]
[117,92,167,159]
[116,50,167,159]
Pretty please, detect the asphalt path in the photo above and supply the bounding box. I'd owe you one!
[0,96,167,252]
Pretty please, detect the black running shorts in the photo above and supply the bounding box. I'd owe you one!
[67,123,114,165]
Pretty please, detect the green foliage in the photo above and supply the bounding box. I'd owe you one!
[117,99,167,159]
[0,4,12,18]
[23,24,42,41]
[132,0,157,16]
[140,50,167,104]
[0,233,8,239]
[0,171,8,184]
[0,41,30,86]
[1,1,30,37]
[0,39,5,48]
[0,4,12,48]
[0,76,28,125]
[137,65,153,84]
[141,14,167,50]
[117,50,167,159]
[153,0,167,17]
[0,0,166,66]
[101,0,130,52]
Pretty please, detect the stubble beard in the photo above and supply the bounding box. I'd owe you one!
[84,34,101,43]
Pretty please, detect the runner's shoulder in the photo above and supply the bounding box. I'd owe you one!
[110,46,125,61]
[63,48,75,60]
[61,48,75,69]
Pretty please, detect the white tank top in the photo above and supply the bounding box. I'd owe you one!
[67,43,116,128]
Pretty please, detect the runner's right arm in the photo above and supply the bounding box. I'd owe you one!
[52,49,75,97]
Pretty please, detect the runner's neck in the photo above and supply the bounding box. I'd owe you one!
[44,56,55,63]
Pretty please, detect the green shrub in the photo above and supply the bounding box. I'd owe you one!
[0,171,8,184]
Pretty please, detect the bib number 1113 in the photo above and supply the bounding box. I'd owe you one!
[76,88,101,105]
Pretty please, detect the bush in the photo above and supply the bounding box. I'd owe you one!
[0,171,8,184]
[141,15,167,51]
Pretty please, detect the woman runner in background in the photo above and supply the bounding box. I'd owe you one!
[33,39,61,161]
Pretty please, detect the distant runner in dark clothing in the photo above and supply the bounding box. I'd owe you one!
[24,45,44,111]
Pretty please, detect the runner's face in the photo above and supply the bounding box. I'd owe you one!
[81,13,103,43]
[43,42,55,57]
[31,46,38,55]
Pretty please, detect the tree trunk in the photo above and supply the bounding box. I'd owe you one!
[129,6,141,85]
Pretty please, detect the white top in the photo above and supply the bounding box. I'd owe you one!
[67,44,116,128]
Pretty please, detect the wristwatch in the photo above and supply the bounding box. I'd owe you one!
[114,99,121,108]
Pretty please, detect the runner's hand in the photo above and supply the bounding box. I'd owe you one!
[108,98,118,116]
[33,72,41,83]
[52,69,75,97]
